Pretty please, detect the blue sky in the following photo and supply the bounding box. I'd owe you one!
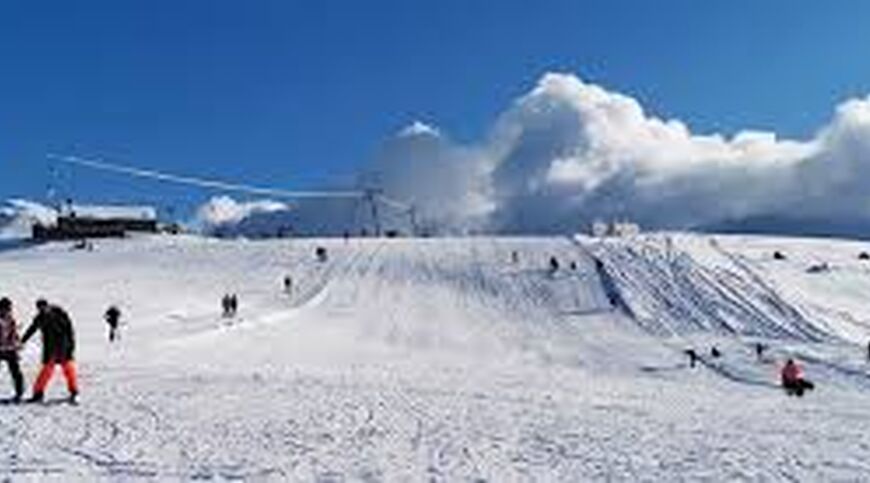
[2,0,870,215]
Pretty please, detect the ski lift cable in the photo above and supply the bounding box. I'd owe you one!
[375,193,411,211]
[46,154,367,200]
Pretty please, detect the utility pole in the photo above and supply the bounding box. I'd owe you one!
[364,188,382,237]
[408,205,418,237]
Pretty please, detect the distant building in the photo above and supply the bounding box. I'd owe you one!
[591,219,641,238]
[33,205,158,241]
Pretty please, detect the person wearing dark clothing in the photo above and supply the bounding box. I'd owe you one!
[229,294,238,316]
[221,294,232,318]
[755,342,767,361]
[0,298,24,402]
[21,299,78,403]
[685,349,699,368]
[105,305,121,342]
[710,346,721,358]
[549,256,560,274]
[283,276,293,296]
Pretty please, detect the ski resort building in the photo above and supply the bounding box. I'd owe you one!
[32,204,158,241]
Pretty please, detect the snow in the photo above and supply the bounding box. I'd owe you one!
[66,205,157,221]
[1,233,870,479]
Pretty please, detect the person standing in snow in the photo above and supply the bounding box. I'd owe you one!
[548,256,560,275]
[0,298,24,403]
[283,275,293,296]
[781,359,814,397]
[21,299,78,403]
[104,305,121,342]
[228,294,239,317]
[755,342,767,362]
[685,349,699,368]
[221,294,232,318]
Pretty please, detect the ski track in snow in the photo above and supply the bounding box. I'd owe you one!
[0,234,870,480]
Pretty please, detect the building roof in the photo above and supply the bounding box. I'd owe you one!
[66,204,157,221]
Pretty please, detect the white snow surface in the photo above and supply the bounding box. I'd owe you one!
[1,233,870,480]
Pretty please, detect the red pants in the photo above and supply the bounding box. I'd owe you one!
[33,360,78,395]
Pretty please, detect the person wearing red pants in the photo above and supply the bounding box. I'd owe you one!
[21,299,78,404]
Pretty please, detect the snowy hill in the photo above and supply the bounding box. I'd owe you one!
[1,233,870,479]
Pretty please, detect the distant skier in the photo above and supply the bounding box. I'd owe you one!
[511,251,519,264]
[228,294,239,317]
[781,359,814,397]
[0,298,24,403]
[283,275,293,296]
[866,340,870,362]
[710,346,721,358]
[755,342,767,362]
[773,251,787,261]
[21,299,78,404]
[685,349,699,368]
[221,294,231,317]
[548,256,560,274]
[104,305,121,342]
[221,294,237,318]
[569,261,577,271]
[316,246,328,263]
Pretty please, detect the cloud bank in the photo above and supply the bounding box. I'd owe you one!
[202,72,870,237]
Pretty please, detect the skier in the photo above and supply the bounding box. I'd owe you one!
[685,349,699,368]
[228,294,239,317]
[0,298,24,403]
[511,251,519,264]
[104,305,121,342]
[548,256,560,274]
[21,299,78,404]
[283,275,293,296]
[710,346,721,358]
[755,342,767,362]
[316,246,328,263]
[781,359,814,397]
[866,340,870,362]
[221,294,231,317]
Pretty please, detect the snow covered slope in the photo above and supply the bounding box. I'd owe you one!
[0,233,869,480]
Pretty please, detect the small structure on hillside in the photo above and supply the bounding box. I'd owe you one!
[33,204,158,241]
[591,220,641,238]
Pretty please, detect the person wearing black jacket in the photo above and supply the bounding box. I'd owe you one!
[21,299,78,403]
[105,305,121,342]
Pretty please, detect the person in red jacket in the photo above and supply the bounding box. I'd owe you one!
[781,359,814,396]
[0,297,24,403]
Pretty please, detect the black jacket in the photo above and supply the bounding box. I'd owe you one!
[22,306,76,363]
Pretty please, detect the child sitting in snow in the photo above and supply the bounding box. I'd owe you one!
[781,359,814,397]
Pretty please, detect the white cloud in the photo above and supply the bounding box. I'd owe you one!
[198,73,870,237]
[194,196,289,229]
